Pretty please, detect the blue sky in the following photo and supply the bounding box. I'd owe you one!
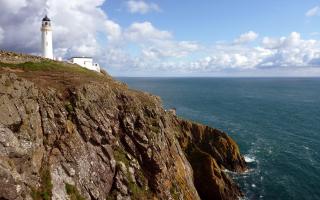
[1,0,320,76]
[104,0,320,41]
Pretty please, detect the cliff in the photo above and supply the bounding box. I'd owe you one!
[0,51,247,200]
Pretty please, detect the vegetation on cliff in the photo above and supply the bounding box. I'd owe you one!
[0,50,246,200]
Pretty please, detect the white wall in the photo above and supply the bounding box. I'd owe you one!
[70,57,100,72]
[41,23,53,59]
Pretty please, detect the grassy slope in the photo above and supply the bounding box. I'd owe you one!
[0,59,118,91]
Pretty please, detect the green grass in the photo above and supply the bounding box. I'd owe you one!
[65,101,75,114]
[128,182,144,199]
[170,184,180,200]
[105,191,117,200]
[0,60,100,76]
[113,148,130,167]
[0,60,111,92]
[112,148,152,199]
[126,166,152,200]
[31,168,53,200]
[65,183,85,200]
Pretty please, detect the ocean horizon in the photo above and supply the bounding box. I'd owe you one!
[117,76,320,78]
[118,77,320,200]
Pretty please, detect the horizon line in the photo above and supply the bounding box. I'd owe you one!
[115,76,320,78]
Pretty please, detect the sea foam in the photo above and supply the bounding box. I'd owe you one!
[244,155,256,163]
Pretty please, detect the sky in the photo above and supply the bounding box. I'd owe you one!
[1,0,320,76]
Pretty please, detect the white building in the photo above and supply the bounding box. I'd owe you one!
[69,57,101,72]
[41,15,53,59]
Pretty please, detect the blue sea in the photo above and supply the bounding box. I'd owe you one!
[117,77,320,200]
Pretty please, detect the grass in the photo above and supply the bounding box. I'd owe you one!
[65,183,85,200]
[128,182,147,199]
[0,59,114,92]
[170,184,180,200]
[127,171,152,200]
[65,104,74,112]
[112,147,152,199]
[113,147,130,167]
[0,60,97,75]
[65,101,74,113]
[148,117,161,134]
[31,168,53,200]
[105,191,117,200]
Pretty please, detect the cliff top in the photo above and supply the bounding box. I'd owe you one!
[0,50,117,91]
[0,50,161,109]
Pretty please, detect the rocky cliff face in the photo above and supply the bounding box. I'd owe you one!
[0,52,246,200]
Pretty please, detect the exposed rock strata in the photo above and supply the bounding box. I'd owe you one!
[0,56,246,200]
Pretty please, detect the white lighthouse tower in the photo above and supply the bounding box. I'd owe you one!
[41,15,53,59]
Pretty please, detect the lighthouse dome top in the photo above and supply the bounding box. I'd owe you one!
[42,15,51,22]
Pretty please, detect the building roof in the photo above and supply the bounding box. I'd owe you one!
[42,15,51,21]
[70,57,93,59]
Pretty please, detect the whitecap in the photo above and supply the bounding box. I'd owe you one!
[303,146,310,150]
[244,169,254,174]
[244,155,256,163]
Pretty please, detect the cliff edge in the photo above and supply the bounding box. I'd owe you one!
[0,51,246,200]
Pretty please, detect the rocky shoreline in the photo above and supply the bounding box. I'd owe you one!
[0,51,246,200]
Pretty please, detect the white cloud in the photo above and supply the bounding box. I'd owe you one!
[45,0,109,57]
[306,6,320,17]
[104,20,122,42]
[122,22,201,61]
[258,32,320,68]
[126,0,161,14]
[262,37,280,49]
[140,40,200,59]
[1,0,27,13]
[125,22,172,42]
[190,32,320,72]
[234,31,258,44]
[148,32,320,74]
[0,27,4,44]
[262,32,303,49]
[182,45,273,72]
[102,48,133,68]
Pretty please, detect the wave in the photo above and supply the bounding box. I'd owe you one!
[244,154,256,163]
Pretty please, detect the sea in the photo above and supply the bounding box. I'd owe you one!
[117,77,320,200]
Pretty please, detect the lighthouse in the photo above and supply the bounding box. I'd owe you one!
[41,15,53,59]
